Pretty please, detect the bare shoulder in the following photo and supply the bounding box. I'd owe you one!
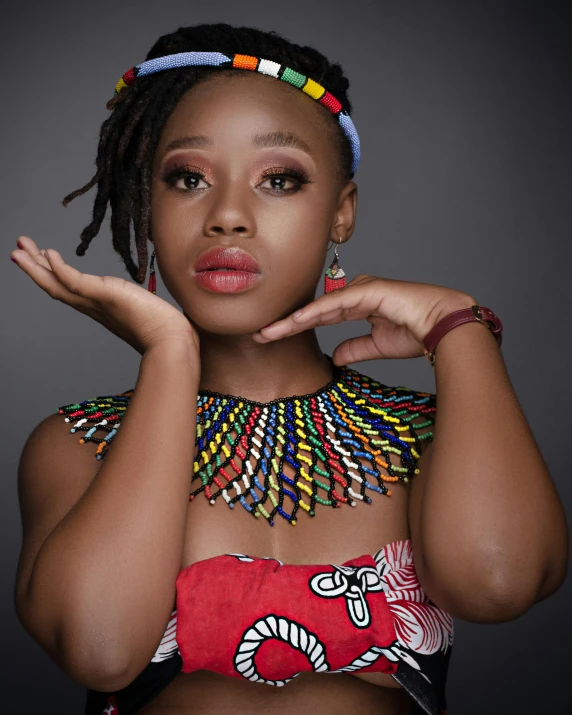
[345,363,437,517]
[14,388,132,616]
[351,370,439,553]
[403,386,437,561]
[342,363,436,454]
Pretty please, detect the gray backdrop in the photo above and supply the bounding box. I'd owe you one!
[2,1,570,712]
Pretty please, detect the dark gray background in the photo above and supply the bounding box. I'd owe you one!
[2,1,570,712]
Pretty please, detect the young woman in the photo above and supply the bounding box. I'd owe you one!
[11,22,568,715]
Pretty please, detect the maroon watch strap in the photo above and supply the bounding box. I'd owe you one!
[423,305,503,366]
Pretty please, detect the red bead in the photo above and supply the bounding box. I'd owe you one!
[123,67,137,85]
[318,91,342,114]
[325,275,346,292]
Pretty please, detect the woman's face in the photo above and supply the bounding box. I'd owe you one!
[150,71,357,336]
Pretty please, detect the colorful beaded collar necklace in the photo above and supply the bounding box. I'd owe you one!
[112,51,360,175]
[57,355,436,527]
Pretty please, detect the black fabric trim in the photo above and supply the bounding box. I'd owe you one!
[391,644,452,715]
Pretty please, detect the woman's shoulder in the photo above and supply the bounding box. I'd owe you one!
[14,393,126,615]
[54,387,135,461]
[341,361,436,402]
[338,362,437,444]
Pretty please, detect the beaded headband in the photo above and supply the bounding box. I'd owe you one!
[112,51,360,175]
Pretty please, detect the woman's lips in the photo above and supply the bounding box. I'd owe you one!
[193,247,262,293]
[194,246,261,273]
[193,269,262,293]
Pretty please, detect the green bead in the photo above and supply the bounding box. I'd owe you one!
[281,67,306,88]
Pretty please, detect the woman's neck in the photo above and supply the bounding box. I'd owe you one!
[195,330,334,403]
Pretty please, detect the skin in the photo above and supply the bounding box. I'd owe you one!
[11,68,568,715]
[149,70,357,399]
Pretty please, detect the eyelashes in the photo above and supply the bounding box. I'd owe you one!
[160,163,312,194]
[259,167,311,193]
[161,165,210,191]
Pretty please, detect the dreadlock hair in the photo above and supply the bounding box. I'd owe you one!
[62,23,355,286]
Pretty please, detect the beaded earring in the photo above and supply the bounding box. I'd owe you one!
[147,247,156,294]
[324,237,347,293]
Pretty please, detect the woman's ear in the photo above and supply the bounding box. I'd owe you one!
[331,180,357,242]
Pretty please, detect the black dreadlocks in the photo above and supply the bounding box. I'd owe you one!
[62,24,354,285]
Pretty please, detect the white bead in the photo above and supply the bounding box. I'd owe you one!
[257,59,281,77]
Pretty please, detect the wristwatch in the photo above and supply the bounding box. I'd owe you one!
[423,305,503,367]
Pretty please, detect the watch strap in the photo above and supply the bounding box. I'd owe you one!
[423,305,503,366]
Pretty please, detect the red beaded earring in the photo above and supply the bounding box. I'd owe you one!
[324,236,347,293]
[147,246,156,294]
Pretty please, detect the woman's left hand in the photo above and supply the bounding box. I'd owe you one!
[252,274,477,365]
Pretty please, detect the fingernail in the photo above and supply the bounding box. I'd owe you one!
[16,240,22,249]
[11,256,18,263]
[293,310,303,318]
[262,323,273,330]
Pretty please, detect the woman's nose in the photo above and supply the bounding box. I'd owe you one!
[207,223,249,235]
[204,185,256,237]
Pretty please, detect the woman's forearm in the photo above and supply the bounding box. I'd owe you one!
[417,318,568,620]
[25,338,199,689]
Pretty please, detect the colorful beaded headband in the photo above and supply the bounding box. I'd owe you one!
[113,51,360,175]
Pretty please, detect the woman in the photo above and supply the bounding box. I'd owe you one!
[11,22,568,715]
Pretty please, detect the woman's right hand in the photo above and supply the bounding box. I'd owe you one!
[10,236,200,357]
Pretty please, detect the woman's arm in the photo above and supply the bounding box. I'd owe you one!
[252,275,568,622]
[409,318,568,623]
[15,337,199,691]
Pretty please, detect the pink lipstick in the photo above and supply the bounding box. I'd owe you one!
[193,247,262,294]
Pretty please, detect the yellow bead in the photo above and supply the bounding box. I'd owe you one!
[296,480,313,495]
[114,77,127,94]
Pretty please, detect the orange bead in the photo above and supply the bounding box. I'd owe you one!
[232,54,258,71]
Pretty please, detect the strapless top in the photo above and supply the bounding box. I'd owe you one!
[84,538,453,715]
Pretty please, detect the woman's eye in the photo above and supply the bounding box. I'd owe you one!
[163,168,309,193]
[164,169,210,191]
[259,175,301,192]
[175,172,209,190]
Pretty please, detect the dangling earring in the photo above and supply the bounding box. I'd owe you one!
[324,236,347,293]
[147,246,157,294]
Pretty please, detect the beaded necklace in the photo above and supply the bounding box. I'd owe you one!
[57,355,436,526]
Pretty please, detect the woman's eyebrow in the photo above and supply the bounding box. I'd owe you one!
[163,135,213,153]
[161,131,313,157]
[252,131,313,156]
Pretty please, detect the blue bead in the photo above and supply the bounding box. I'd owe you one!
[136,52,232,77]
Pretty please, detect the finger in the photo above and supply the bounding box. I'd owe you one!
[332,334,379,365]
[15,235,52,270]
[255,287,373,342]
[42,249,108,299]
[335,323,423,363]
[11,248,91,306]
[11,247,71,300]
